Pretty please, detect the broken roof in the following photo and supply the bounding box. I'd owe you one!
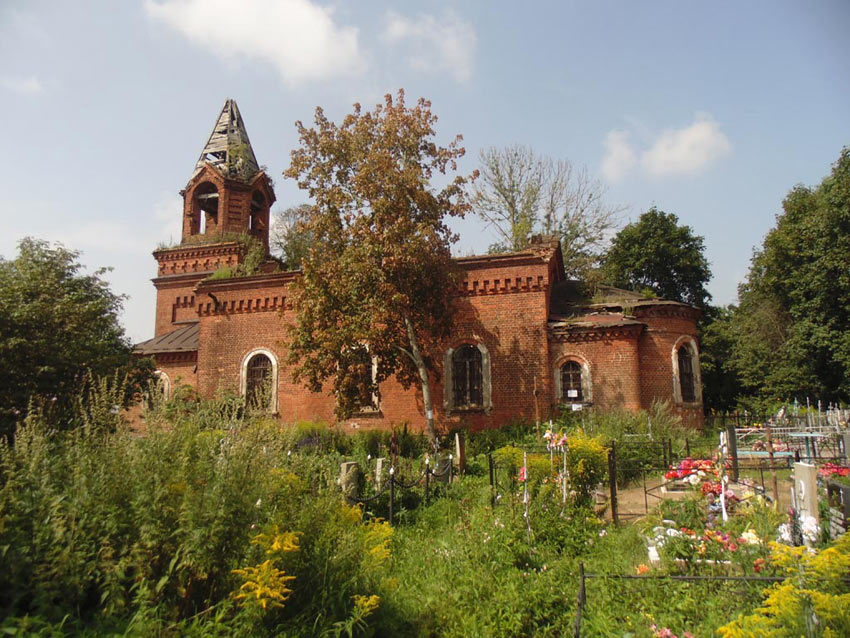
[193,99,260,182]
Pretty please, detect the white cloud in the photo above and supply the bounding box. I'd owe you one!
[145,0,363,84]
[601,130,637,182]
[602,113,731,182]
[1,75,44,95]
[641,113,731,177]
[384,10,476,83]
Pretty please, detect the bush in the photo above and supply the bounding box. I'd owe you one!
[565,432,608,505]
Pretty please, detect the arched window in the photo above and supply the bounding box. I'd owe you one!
[453,345,482,408]
[677,346,696,403]
[444,343,492,413]
[561,361,583,402]
[153,370,171,399]
[671,337,701,405]
[249,191,265,235]
[193,182,219,235]
[350,345,379,412]
[241,349,278,413]
[554,357,592,404]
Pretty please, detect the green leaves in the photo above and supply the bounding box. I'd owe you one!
[0,238,132,436]
[283,91,474,432]
[603,207,711,309]
[729,146,850,405]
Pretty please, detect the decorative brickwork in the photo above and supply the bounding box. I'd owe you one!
[136,100,705,433]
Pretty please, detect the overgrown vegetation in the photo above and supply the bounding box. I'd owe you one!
[1,385,846,636]
[0,238,151,439]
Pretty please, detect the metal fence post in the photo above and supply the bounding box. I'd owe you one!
[388,467,395,525]
[573,562,586,638]
[609,440,618,525]
[488,453,495,506]
[425,458,430,505]
[726,423,739,482]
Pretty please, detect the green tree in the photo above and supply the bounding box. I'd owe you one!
[603,207,712,308]
[699,305,741,412]
[730,146,850,404]
[271,203,314,270]
[472,145,622,276]
[283,90,475,442]
[0,238,133,436]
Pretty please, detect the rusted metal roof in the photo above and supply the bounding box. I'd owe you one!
[134,322,199,354]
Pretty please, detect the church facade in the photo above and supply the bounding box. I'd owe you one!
[135,100,705,431]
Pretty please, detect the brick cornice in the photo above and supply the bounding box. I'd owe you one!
[634,304,701,321]
[548,323,644,343]
[153,241,243,262]
[152,272,213,286]
[197,293,286,317]
[152,351,197,363]
[458,274,547,297]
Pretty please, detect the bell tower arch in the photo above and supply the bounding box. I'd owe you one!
[180,99,275,251]
[148,99,277,337]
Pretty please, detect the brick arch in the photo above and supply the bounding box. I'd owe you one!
[240,348,279,413]
[553,355,593,404]
[671,335,702,405]
[443,341,492,414]
[153,369,171,399]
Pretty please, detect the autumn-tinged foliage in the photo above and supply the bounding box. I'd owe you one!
[283,90,476,440]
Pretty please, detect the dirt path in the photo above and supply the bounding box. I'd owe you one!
[607,474,795,523]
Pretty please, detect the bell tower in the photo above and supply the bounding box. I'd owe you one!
[148,99,277,337]
[180,99,275,251]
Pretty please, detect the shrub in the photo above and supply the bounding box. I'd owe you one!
[565,432,608,505]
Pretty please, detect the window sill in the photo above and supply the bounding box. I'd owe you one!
[449,406,490,415]
[351,408,383,419]
[675,401,702,408]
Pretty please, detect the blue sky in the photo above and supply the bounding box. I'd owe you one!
[1,0,848,342]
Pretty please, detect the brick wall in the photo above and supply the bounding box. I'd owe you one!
[548,328,643,413]
[635,307,704,427]
[188,255,556,434]
[148,243,705,433]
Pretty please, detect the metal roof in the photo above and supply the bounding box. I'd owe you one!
[134,322,199,354]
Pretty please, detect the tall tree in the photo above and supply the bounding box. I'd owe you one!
[472,145,621,276]
[730,146,850,404]
[283,90,475,442]
[0,238,133,436]
[603,207,712,308]
[270,204,313,270]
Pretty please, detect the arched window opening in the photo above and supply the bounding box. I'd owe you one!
[147,370,171,409]
[561,361,583,402]
[678,345,696,403]
[194,182,219,236]
[249,191,265,237]
[246,353,272,410]
[452,344,483,409]
[350,345,378,412]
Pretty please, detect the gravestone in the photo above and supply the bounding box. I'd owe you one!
[455,432,466,474]
[375,457,386,491]
[435,458,452,484]
[794,462,819,541]
[827,481,850,539]
[339,461,360,500]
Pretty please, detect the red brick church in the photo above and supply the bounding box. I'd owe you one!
[135,100,704,430]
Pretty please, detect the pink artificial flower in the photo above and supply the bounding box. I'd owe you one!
[518,466,527,482]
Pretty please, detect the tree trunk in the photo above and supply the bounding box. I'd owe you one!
[404,317,437,445]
